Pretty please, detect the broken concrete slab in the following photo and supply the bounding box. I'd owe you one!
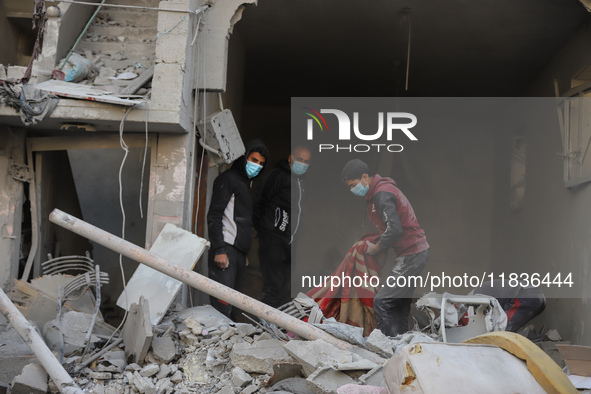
[230,339,294,375]
[284,339,377,377]
[116,223,209,326]
[0,324,35,385]
[358,365,385,388]
[365,329,395,357]
[306,366,356,394]
[123,296,153,364]
[337,384,388,394]
[10,363,48,394]
[43,310,100,356]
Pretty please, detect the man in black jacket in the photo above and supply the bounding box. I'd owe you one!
[254,146,311,307]
[207,139,269,318]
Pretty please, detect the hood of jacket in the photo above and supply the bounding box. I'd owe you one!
[233,138,269,180]
[366,174,397,200]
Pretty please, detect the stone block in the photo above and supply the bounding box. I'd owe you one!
[152,335,176,363]
[231,366,252,388]
[140,363,160,377]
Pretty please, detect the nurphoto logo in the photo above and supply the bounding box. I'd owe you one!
[303,107,418,153]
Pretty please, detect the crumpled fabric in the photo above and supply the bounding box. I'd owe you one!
[306,233,383,337]
[0,80,59,125]
[416,291,507,335]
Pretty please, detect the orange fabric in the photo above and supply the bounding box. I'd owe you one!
[306,234,382,337]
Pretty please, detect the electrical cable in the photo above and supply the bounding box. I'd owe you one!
[139,102,149,219]
[99,106,133,350]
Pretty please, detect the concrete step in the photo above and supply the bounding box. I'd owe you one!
[86,26,158,40]
[106,0,161,6]
[77,42,156,58]
[95,10,158,28]
[95,58,155,72]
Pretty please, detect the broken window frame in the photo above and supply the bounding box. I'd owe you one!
[557,77,591,188]
[24,134,157,280]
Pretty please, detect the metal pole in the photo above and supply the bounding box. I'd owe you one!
[0,287,83,394]
[49,209,384,364]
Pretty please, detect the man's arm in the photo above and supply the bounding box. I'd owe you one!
[373,191,403,250]
[207,174,234,256]
[253,169,280,230]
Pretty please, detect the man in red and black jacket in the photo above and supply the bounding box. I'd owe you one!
[342,159,430,337]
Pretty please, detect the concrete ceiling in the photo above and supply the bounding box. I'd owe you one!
[237,0,590,104]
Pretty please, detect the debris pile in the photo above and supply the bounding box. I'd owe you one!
[56,304,425,394]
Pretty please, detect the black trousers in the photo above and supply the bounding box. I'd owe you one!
[258,232,291,308]
[208,244,246,319]
[373,248,430,337]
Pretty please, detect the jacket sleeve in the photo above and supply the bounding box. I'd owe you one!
[207,174,233,255]
[373,191,403,249]
[253,169,280,230]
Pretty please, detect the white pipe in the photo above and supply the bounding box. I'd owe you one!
[0,287,83,394]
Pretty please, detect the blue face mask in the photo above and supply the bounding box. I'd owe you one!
[245,160,263,179]
[350,180,369,197]
[291,161,309,176]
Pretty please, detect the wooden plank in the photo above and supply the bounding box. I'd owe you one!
[120,66,154,96]
[35,80,143,106]
[116,223,208,325]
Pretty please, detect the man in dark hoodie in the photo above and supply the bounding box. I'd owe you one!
[207,139,269,318]
[254,146,312,308]
[342,159,429,337]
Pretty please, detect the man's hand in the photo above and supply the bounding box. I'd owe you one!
[366,241,382,256]
[214,253,230,270]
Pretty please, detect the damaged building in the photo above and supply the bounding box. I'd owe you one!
[2,0,591,393]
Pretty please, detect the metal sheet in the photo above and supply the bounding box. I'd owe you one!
[34,80,143,106]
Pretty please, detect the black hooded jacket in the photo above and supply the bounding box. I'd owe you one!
[207,139,268,255]
[254,159,306,243]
